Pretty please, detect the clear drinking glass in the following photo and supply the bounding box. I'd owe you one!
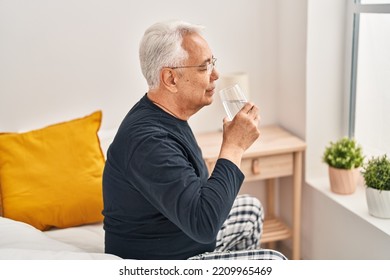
[219,84,248,121]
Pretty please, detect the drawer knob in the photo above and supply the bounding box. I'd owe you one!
[252,159,261,175]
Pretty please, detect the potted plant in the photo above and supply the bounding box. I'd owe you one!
[361,155,390,218]
[322,137,364,194]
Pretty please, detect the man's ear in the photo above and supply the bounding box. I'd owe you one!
[160,68,178,93]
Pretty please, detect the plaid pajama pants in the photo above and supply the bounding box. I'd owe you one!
[189,194,287,260]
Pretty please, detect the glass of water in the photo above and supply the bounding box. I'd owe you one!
[219,84,248,121]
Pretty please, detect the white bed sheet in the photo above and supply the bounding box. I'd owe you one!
[0,217,121,260]
[45,222,105,253]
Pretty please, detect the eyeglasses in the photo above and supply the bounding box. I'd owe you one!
[170,57,217,75]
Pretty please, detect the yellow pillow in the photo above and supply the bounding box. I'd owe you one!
[0,111,105,230]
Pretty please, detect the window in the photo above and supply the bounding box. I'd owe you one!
[349,0,390,157]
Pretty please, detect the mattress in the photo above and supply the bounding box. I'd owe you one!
[0,217,121,260]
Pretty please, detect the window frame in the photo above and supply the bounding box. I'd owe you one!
[348,0,390,138]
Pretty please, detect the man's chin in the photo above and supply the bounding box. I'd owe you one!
[205,96,214,106]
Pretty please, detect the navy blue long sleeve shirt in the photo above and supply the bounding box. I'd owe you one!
[102,94,244,259]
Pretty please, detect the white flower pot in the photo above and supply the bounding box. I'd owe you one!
[366,187,390,219]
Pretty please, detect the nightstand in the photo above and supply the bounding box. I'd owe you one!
[196,125,306,260]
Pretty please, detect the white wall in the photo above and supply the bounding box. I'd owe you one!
[0,0,279,134]
[274,0,308,255]
[306,0,350,179]
[276,0,307,139]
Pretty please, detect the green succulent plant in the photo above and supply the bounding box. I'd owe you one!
[362,155,390,191]
[322,137,364,169]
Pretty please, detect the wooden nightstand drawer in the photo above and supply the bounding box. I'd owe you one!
[204,153,293,181]
[241,153,293,182]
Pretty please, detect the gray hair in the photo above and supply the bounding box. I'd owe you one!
[139,20,204,89]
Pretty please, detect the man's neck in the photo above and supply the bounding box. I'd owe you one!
[147,91,189,121]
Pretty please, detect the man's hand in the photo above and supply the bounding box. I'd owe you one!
[218,102,261,167]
